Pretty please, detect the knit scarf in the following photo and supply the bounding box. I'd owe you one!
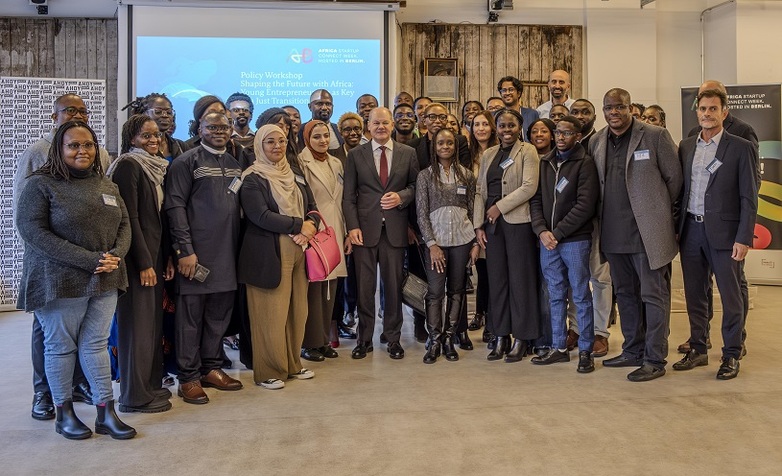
[106,147,169,210]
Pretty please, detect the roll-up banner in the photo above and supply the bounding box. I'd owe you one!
[681,84,782,285]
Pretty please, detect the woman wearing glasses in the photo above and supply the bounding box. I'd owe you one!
[16,121,136,440]
[106,114,174,413]
[238,125,319,390]
[123,93,185,161]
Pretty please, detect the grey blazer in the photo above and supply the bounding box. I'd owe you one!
[589,120,682,270]
[473,140,540,226]
[342,140,419,248]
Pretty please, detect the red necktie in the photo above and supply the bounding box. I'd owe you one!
[379,145,388,188]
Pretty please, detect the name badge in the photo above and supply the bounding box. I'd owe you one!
[228,177,242,194]
[499,158,514,170]
[102,194,118,207]
[633,150,651,161]
[555,177,569,193]
[456,185,467,195]
[706,159,723,174]
[295,175,306,185]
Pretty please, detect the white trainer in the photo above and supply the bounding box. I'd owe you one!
[289,368,315,380]
[257,379,285,389]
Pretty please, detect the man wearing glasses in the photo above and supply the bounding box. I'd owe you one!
[13,93,111,421]
[226,92,255,151]
[497,76,540,141]
[588,88,682,382]
[165,112,244,404]
[392,103,417,145]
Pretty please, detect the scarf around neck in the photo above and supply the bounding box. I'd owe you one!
[245,125,304,218]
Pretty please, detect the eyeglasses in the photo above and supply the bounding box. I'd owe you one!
[262,139,288,148]
[204,125,231,133]
[59,107,90,116]
[312,101,333,108]
[426,114,448,123]
[230,107,250,114]
[148,107,174,117]
[341,126,363,134]
[394,112,415,119]
[554,130,578,137]
[139,132,163,140]
[499,88,517,94]
[64,141,96,151]
[602,104,629,112]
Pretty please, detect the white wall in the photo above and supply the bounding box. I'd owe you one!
[736,0,782,84]
[703,2,738,83]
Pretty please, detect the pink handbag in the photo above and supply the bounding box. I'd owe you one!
[304,210,342,282]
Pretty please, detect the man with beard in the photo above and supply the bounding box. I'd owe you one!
[392,103,417,145]
[300,89,343,149]
[165,112,244,404]
[537,70,576,120]
[356,94,378,144]
[226,92,255,151]
[497,76,540,141]
[570,99,597,150]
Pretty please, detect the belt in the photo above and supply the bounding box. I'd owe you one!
[687,212,704,223]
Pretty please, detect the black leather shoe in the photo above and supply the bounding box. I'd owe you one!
[118,395,172,414]
[577,351,595,373]
[531,348,569,365]
[627,364,666,382]
[468,312,484,331]
[388,342,405,360]
[32,391,55,420]
[72,382,94,405]
[55,400,92,440]
[379,332,388,344]
[456,331,473,350]
[95,400,137,440]
[603,354,644,368]
[351,342,373,359]
[423,342,440,364]
[505,339,530,363]
[482,328,493,344]
[342,311,356,328]
[672,350,708,371]
[487,336,510,361]
[338,324,358,339]
[716,357,740,380]
[442,336,459,361]
[301,348,325,362]
[319,346,339,359]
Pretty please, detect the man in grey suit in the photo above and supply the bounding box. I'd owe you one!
[343,107,419,360]
[673,88,758,380]
[589,88,682,382]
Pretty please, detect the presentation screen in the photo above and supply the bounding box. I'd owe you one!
[129,5,388,140]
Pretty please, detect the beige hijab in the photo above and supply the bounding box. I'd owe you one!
[243,125,304,218]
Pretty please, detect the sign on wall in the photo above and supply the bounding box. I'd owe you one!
[0,77,106,308]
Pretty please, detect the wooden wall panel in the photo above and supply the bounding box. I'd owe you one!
[400,23,583,118]
[0,17,118,154]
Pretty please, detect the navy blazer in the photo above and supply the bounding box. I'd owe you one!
[677,130,758,248]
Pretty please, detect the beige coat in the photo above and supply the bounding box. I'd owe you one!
[473,140,540,226]
[299,148,348,279]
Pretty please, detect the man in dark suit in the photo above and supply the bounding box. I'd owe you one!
[673,88,758,380]
[343,107,419,360]
[589,88,682,382]
[678,79,760,356]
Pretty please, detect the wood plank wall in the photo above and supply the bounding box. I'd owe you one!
[0,17,118,154]
[400,23,583,117]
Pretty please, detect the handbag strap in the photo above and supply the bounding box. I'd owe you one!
[306,210,328,231]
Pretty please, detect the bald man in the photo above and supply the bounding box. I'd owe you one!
[537,70,576,119]
[300,89,343,149]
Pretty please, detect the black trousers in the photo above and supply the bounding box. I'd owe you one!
[485,219,540,340]
[407,242,428,335]
[354,227,405,344]
[680,218,744,359]
[605,251,671,368]
[423,243,471,338]
[117,259,164,407]
[32,314,87,394]
[706,262,750,343]
[475,258,490,315]
[175,291,235,383]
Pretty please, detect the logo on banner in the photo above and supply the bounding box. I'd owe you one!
[287,48,313,64]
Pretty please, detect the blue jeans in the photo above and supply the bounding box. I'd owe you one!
[35,291,117,405]
[540,240,594,351]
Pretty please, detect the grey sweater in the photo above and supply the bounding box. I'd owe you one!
[16,171,131,312]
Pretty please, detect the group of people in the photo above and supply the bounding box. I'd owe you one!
[13,69,758,440]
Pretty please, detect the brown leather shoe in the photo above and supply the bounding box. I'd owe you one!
[593,335,609,358]
[566,330,579,351]
[201,369,243,391]
[677,338,712,354]
[177,380,209,404]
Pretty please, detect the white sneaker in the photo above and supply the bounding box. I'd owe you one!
[289,368,315,380]
[257,379,285,389]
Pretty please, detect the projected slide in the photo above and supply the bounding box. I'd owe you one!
[136,36,381,139]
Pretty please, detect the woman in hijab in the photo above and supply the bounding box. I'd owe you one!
[238,125,319,390]
[298,121,349,362]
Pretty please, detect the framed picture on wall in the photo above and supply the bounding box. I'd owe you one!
[423,58,458,102]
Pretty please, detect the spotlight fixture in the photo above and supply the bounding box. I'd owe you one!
[29,0,48,15]
[488,0,513,23]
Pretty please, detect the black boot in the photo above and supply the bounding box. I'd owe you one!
[423,340,440,364]
[55,400,92,440]
[504,338,529,363]
[487,335,510,361]
[483,327,494,344]
[442,334,459,361]
[468,312,484,331]
[414,313,429,343]
[456,331,473,350]
[95,400,137,440]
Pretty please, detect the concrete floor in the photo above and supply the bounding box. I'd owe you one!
[1,286,781,475]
